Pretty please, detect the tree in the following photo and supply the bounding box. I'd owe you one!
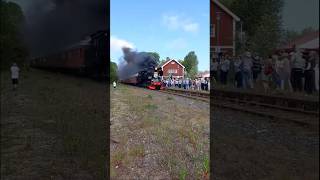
[147,52,160,65]
[249,14,282,57]
[110,61,118,82]
[0,1,28,70]
[182,51,198,79]
[220,0,284,57]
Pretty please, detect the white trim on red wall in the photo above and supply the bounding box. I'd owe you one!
[212,0,240,21]
[161,59,185,69]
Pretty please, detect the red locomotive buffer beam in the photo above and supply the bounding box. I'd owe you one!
[147,80,164,90]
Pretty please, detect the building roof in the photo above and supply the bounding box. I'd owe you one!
[212,0,240,21]
[280,30,319,49]
[160,59,185,69]
[197,70,210,78]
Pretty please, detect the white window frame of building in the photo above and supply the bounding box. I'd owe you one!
[167,69,177,74]
[210,24,216,38]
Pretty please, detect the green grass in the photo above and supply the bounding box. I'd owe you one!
[179,167,188,180]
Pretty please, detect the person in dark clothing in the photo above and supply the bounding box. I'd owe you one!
[234,56,243,88]
[212,58,218,83]
[304,52,316,94]
[219,55,230,85]
[252,54,262,82]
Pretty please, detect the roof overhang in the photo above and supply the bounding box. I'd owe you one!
[212,0,240,22]
[161,59,185,69]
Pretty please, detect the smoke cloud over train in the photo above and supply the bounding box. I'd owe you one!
[118,47,158,81]
[12,0,108,57]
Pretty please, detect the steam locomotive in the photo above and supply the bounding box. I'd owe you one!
[121,67,164,90]
[30,30,108,80]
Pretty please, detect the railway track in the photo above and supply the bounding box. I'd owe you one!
[160,88,319,127]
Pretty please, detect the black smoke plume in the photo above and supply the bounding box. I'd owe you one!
[118,47,157,80]
[18,0,108,57]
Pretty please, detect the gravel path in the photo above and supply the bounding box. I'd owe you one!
[212,107,319,180]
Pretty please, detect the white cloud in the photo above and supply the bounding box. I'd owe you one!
[166,38,188,50]
[162,14,199,33]
[110,35,134,54]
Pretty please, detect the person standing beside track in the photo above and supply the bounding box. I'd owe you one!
[212,58,219,83]
[252,54,262,83]
[220,55,230,85]
[291,48,305,92]
[10,63,20,90]
[304,51,316,94]
[280,52,292,91]
[178,78,182,88]
[275,54,284,90]
[312,51,319,92]
[113,81,117,88]
[234,56,243,88]
[242,51,253,89]
[197,79,201,91]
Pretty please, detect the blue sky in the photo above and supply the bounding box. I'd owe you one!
[111,0,209,71]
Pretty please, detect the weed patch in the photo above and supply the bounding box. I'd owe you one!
[144,104,157,110]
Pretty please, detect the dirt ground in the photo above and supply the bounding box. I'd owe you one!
[211,107,319,180]
[110,84,210,179]
[1,69,107,179]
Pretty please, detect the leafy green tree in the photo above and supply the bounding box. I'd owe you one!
[147,52,160,65]
[110,61,118,83]
[249,14,282,57]
[220,0,284,56]
[182,51,198,79]
[159,59,165,63]
[0,1,28,70]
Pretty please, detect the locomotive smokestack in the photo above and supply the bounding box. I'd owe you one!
[118,48,157,81]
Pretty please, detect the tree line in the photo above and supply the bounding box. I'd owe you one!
[220,0,318,57]
[0,1,28,70]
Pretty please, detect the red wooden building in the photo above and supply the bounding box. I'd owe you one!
[210,0,240,57]
[279,30,319,51]
[160,59,185,79]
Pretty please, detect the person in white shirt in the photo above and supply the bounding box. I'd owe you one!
[113,81,117,88]
[291,48,306,92]
[10,63,20,90]
[197,79,201,91]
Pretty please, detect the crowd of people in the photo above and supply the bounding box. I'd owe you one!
[211,47,319,95]
[162,77,210,91]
